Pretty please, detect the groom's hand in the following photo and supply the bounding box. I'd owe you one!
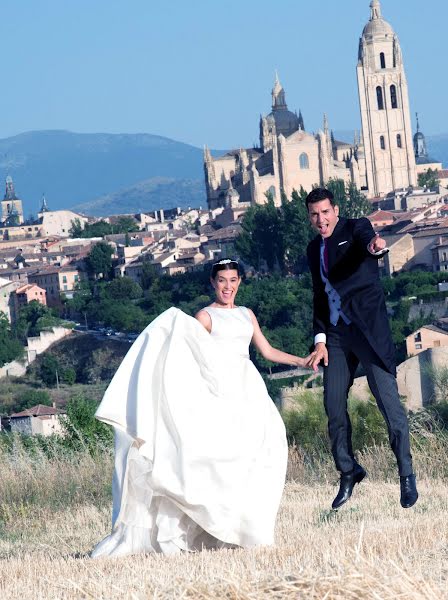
[368,233,387,254]
[306,342,328,372]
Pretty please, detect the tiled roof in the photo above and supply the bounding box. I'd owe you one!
[10,404,63,418]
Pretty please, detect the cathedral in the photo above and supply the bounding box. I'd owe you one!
[204,0,421,211]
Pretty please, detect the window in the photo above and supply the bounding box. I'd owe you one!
[376,86,384,110]
[415,343,422,349]
[380,52,386,69]
[390,85,397,109]
[434,340,441,347]
[63,285,68,291]
[62,275,67,283]
[443,252,447,262]
[299,153,309,169]
[414,332,422,342]
[397,134,402,148]
[380,136,386,150]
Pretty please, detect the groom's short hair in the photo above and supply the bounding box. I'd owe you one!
[306,188,335,209]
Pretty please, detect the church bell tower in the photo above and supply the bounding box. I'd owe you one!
[357,0,417,196]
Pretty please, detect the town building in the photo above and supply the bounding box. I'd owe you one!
[9,404,66,436]
[10,283,47,323]
[406,320,448,356]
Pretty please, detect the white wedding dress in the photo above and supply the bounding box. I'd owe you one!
[91,306,287,557]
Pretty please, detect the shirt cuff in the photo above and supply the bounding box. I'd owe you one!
[314,333,326,345]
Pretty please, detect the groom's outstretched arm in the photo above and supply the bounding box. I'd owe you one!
[353,217,388,258]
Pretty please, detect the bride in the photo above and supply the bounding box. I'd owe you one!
[91,259,308,557]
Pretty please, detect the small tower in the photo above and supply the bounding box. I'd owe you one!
[1,175,24,225]
[40,193,49,213]
[357,0,417,196]
[413,113,428,161]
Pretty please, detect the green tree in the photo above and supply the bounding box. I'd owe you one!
[235,197,283,271]
[418,168,439,189]
[280,188,314,273]
[0,312,24,367]
[62,394,113,453]
[86,242,114,279]
[327,178,372,218]
[62,367,76,385]
[15,389,51,411]
[104,276,143,301]
[40,354,60,386]
[115,216,139,233]
[14,300,61,342]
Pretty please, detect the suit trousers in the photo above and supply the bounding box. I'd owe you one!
[323,321,413,476]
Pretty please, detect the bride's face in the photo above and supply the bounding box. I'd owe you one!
[212,269,241,306]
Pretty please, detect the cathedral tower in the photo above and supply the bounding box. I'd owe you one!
[357,0,417,196]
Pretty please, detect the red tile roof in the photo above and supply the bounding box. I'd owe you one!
[10,404,63,418]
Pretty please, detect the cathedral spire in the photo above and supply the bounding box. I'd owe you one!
[298,109,305,131]
[272,72,287,111]
[40,193,49,213]
[415,112,420,133]
[370,0,382,20]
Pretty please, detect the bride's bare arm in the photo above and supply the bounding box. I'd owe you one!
[248,309,309,368]
[195,310,212,333]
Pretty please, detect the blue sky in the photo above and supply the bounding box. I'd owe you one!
[1,0,446,148]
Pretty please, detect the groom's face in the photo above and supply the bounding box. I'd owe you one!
[308,199,339,238]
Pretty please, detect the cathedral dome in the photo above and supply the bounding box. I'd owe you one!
[267,110,300,138]
[362,18,394,37]
[362,0,394,38]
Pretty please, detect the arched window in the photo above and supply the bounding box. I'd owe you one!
[376,86,384,110]
[390,85,398,109]
[380,52,386,69]
[267,185,276,200]
[397,134,402,148]
[380,136,386,150]
[299,153,309,169]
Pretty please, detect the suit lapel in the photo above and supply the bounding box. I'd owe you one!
[326,218,347,272]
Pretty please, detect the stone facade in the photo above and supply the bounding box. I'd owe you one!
[204,77,360,211]
[405,323,448,356]
[205,1,424,209]
[357,0,417,197]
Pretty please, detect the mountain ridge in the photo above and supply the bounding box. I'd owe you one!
[0,129,447,217]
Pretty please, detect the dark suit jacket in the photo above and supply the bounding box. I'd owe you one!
[306,216,396,375]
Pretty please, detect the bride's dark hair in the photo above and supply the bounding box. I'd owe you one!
[211,259,241,279]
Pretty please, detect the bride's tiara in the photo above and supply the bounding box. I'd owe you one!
[213,259,238,266]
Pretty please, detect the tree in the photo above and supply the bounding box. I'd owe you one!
[115,216,139,233]
[86,242,114,279]
[14,300,62,343]
[62,394,113,453]
[235,190,313,274]
[0,312,24,367]
[69,218,84,237]
[326,178,372,219]
[40,354,60,386]
[418,168,439,190]
[235,198,283,271]
[280,188,314,273]
[104,276,143,301]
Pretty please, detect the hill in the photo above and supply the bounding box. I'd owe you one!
[0,130,220,216]
[0,129,447,217]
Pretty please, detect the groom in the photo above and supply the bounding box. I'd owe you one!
[305,187,418,510]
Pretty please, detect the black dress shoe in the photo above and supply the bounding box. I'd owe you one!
[332,465,367,510]
[400,474,418,508]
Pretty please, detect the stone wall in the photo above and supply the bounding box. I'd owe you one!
[0,326,73,379]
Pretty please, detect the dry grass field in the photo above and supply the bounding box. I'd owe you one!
[0,439,447,599]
